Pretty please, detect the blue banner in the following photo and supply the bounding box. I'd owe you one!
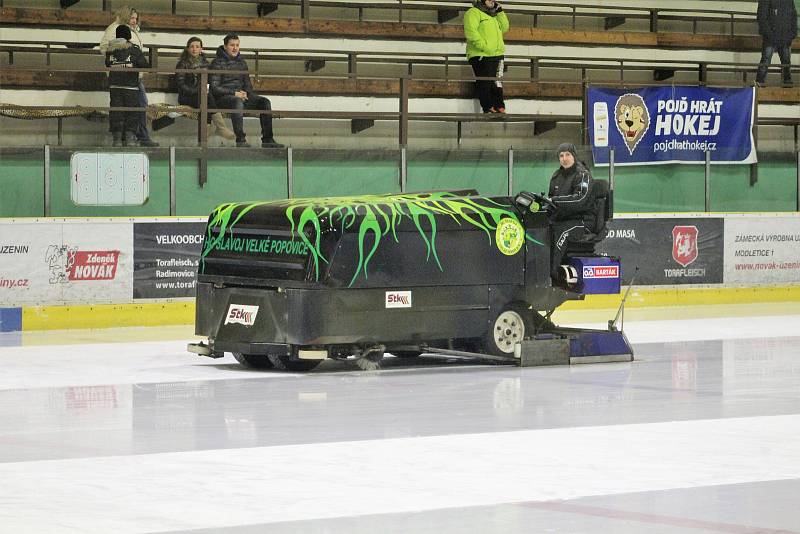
[588,86,756,166]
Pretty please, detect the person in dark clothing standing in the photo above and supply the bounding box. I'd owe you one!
[756,0,797,87]
[175,37,235,140]
[545,143,597,283]
[105,24,149,147]
[464,0,509,113]
[209,34,283,148]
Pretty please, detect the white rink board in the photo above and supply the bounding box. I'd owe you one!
[724,217,800,285]
[0,220,133,306]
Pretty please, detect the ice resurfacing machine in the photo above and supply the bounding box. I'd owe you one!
[188,187,633,371]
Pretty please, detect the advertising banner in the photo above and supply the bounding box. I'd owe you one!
[133,221,206,299]
[597,217,724,285]
[724,217,800,285]
[0,220,133,306]
[588,85,756,166]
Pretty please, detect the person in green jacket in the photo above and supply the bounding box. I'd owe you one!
[464,0,510,113]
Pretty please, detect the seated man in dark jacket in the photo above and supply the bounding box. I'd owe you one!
[209,34,283,148]
[545,143,597,284]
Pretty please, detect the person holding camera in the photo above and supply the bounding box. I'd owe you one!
[464,0,509,114]
[100,6,158,146]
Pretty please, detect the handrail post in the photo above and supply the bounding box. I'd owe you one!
[287,146,294,198]
[608,148,615,190]
[400,146,407,192]
[796,132,800,211]
[43,144,50,217]
[169,146,176,216]
[795,148,800,211]
[199,71,208,147]
[399,76,409,147]
[507,147,514,195]
[704,149,711,212]
[348,53,357,79]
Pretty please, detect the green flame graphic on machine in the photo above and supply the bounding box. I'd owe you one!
[200,191,541,287]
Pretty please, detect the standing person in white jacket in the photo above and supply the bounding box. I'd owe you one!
[100,6,158,146]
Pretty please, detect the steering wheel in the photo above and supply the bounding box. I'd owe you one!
[532,193,556,210]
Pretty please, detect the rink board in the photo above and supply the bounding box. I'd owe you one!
[2,213,800,330]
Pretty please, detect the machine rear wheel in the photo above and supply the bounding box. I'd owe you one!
[267,351,322,372]
[483,303,532,356]
[232,352,274,369]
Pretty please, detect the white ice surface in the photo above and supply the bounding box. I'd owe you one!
[2,314,800,532]
[0,415,799,533]
[2,313,800,390]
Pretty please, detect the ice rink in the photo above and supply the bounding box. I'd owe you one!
[1,304,800,533]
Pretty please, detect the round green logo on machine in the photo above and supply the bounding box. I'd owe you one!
[495,217,525,256]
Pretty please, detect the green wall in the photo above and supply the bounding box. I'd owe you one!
[1,150,797,217]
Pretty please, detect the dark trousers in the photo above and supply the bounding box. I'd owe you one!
[551,220,588,278]
[756,42,793,83]
[136,82,152,140]
[469,55,505,112]
[179,92,221,124]
[109,88,140,137]
[216,94,273,142]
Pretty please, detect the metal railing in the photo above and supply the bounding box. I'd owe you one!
[3,39,799,89]
[3,62,799,153]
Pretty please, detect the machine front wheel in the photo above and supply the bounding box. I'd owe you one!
[483,303,532,356]
[232,352,275,369]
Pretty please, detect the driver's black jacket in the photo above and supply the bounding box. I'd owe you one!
[547,160,597,226]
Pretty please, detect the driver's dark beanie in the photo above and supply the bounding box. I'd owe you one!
[557,143,577,159]
[116,24,132,41]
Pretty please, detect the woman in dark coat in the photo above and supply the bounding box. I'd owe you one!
[175,37,235,139]
[756,0,797,86]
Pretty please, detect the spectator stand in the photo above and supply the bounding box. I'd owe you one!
[0,2,778,52]
[47,0,763,37]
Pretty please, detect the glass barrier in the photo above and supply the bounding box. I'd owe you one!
[175,148,288,216]
[710,150,798,212]
[291,149,401,199]
[0,145,798,218]
[407,149,508,196]
[0,148,46,218]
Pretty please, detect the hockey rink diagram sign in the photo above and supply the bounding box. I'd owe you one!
[588,86,756,166]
